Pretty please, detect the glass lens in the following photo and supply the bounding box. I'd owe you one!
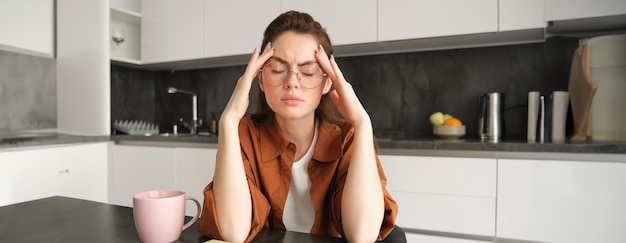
[262,62,325,89]
[263,62,288,87]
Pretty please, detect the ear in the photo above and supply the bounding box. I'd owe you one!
[322,77,332,94]
[258,73,265,92]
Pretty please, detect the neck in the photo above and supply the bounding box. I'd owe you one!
[275,115,316,159]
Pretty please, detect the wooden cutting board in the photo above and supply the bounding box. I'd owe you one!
[568,45,598,141]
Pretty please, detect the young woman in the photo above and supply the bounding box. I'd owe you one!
[198,11,398,242]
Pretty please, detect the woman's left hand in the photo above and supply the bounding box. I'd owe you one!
[315,45,370,126]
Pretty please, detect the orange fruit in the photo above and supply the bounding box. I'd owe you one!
[443,117,463,126]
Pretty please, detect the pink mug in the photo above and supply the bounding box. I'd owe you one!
[133,190,201,243]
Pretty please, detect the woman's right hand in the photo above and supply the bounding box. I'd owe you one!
[221,42,274,123]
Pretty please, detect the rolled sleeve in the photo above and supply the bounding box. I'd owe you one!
[197,179,272,242]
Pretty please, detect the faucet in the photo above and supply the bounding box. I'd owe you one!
[167,87,202,134]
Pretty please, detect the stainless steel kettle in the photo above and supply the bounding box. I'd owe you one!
[478,92,504,141]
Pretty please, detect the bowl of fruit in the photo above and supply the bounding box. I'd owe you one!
[429,112,466,139]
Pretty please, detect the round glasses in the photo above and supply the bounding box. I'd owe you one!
[260,61,327,89]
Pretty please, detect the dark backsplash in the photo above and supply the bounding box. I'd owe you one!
[111,37,579,138]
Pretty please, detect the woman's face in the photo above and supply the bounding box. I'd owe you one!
[260,31,332,121]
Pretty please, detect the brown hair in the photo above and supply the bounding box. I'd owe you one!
[253,11,344,125]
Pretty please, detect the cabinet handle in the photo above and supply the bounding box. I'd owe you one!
[58,169,70,174]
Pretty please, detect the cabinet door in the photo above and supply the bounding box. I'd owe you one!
[175,147,217,216]
[407,233,492,243]
[0,0,54,58]
[0,148,60,206]
[110,145,176,207]
[0,143,110,207]
[379,155,496,237]
[499,0,545,31]
[281,0,377,45]
[56,143,110,204]
[204,0,281,58]
[545,0,626,21]
[378,0,498,42]
[497,159,626,243]
[141,0,204,63]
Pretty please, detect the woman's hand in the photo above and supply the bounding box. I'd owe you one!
[315,45,370,126]
[316,45,382,242]
[221,43,274,123]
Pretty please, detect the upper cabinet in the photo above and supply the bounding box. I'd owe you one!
[499,0,546,31]
[0,0,54,58]
[545,0,626,21]
[378,0,498,42]
[141,0,204,63]
[131,0,625,69]
[282,0,377,46]
[110,0,142,64]
[204,0,281,58]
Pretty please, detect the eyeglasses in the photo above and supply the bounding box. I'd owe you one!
[260,61,327,89]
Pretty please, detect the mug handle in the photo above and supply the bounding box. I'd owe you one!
[182,196,201,231]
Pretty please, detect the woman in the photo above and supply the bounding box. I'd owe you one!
[198,11,398,242]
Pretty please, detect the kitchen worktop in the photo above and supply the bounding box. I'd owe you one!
[112,133,626,153]
[2,132,625,157]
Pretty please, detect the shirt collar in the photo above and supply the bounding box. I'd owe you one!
[258,116,343,163]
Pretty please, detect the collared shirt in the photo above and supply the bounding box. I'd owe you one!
[198,115,398,242]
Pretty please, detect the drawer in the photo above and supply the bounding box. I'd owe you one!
[380,155,496,197]
[391,191,496,237]
[406,233,492,243]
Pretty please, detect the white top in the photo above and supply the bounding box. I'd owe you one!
[282,121,319,233]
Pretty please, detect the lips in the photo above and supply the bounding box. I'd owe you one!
[281,95,303,105]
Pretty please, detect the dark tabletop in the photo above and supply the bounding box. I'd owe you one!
[0,196,347,243]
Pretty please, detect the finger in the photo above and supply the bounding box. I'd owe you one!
[258,42,274,63]
[315,45,335,80]
[328,55,342,80]
[244,43,274,79]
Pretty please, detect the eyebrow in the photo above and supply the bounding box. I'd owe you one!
[270,57,318,67]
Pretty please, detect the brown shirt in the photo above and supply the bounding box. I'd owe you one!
[198,115,398,242]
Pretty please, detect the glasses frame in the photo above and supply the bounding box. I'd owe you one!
[260,62,328,89]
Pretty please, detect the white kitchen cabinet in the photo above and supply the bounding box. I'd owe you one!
[497,158,626,243]
[379,155,497,238]
[57,0,111,136]
[545,0,626,21]
[141,0,204,63]
[0,0,54,58]
[111,0,140,13]
[109,145,176,207]
[110,145,217,215]
[0,143,110,207]
[110,2,142,64]
[378,0,498,42]
[407,233,491,243]
[499,0,546,31]
[56,143,110,203]
[204,0,281,58]
[175,147,217,216]
[281,0,377,46]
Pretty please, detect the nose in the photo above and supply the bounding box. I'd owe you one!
[284,70,300,88]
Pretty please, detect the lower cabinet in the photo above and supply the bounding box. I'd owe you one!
[175,147,217,216]
[0,142,110,207]
[379,155,497,242]
[407,233,492,243]
[109,145,176,207]
[109,145,217,216]
[497,158,626,243]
